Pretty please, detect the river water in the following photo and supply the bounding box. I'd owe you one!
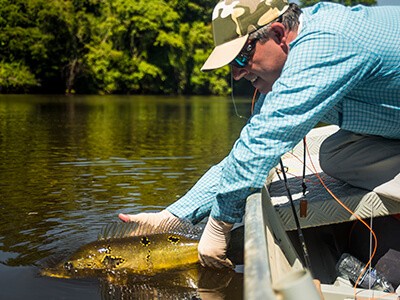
[0,94,250,299]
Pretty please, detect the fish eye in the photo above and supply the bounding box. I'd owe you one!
[64,261,73,271]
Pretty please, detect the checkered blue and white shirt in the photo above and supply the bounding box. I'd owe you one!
[168,2,400,224]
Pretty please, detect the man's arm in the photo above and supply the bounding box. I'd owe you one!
[210,30,380,224]
[167,157,229,224]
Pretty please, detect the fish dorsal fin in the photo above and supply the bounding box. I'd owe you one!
[98,222,141,240]
[98,218,202,241]
[157,217,202,238]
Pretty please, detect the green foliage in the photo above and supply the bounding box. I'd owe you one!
[300,0,377,8]
[0,0,76,92]
[0,62,38,93]
[0,0,230,95]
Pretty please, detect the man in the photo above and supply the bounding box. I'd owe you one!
[119,0,400,269]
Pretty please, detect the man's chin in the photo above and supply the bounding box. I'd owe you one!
[254,84,272,94]
[251,79,272,94]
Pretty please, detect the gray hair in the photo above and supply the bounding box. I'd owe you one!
[249,3,302,41]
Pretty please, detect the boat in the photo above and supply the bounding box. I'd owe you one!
[244,125,400,300]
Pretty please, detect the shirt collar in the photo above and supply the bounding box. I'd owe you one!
[297,13,304,34]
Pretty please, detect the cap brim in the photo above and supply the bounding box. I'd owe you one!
[201,34,249,71]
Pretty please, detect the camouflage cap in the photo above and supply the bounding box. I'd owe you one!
[201,0,289,71]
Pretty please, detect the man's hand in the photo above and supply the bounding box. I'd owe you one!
[118,210,177,229]
[198,216,234,269]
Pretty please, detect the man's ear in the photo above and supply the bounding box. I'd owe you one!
[269,22,289,53]
[269,22,286,44]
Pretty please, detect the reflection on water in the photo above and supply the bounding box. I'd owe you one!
[98,266,244,300]
[0,95,249,299]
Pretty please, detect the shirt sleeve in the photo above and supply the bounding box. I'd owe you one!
[210,30,380,223]
[167,157,228,224]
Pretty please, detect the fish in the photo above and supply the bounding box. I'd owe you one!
[41,219,203,279]
[41,220,244,280]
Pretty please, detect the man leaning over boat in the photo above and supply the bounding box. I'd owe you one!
[118,0,400,270]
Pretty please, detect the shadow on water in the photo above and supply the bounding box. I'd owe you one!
[0,95,250,299]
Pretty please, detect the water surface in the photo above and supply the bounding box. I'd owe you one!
[0,94,250,299]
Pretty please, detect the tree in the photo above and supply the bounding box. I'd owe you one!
[0,62,38,93]
[0,0,78,93]
[0,0,230,95]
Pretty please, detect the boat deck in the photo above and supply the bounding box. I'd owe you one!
[244,125,400,300]
[269,125,400,231]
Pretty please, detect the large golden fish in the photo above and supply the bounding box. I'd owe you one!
[41,219,202,279]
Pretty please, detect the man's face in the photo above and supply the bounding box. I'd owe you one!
[231,23,291,93]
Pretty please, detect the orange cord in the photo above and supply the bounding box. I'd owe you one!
[251,88,258,114]
[287,139,398,299]
[304,140,381,298]
[249,87,393,299]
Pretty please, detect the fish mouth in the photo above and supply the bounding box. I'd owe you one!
[40,268,74,279]
[40,261,78,279]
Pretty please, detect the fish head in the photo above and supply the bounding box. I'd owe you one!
[66,243,118,268]
[41,242,126,279]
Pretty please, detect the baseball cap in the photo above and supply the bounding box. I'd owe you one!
[201,0,289,71]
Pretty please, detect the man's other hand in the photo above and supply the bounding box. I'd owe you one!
[198,216,234,269]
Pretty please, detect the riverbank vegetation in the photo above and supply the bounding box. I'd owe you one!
[0,0,376,95]
[0,0,229,95]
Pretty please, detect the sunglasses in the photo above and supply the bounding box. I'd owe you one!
[230,38,259,68]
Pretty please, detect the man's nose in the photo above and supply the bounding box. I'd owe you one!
[231,65,249,80]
